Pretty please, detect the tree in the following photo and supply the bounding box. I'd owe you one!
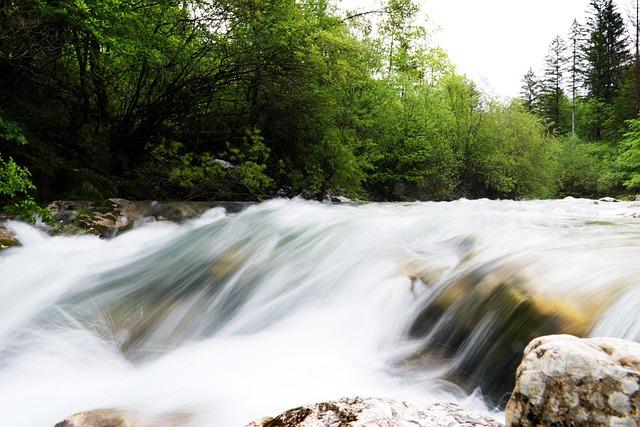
[568,20,586,136]
[617,118,640,190]
[520,68,539,112]
[539,36,568,133]
[583,0,630,138]
[630,0,640,114]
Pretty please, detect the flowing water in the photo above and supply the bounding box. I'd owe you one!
[1,198,640,426]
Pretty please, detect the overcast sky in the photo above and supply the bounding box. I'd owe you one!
[337,0,632,99]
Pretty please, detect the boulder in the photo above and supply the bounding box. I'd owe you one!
[635,195,640,202]
[0,224,18,250]
[245,397,502,427]
[505,335,640,426]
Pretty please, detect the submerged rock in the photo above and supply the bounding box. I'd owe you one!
[0,224,18,250]
[407,262,596,405]
[597,197,619,203]
[245,397,502,427]
[505,335,640,426]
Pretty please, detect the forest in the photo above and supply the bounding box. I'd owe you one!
[1,0,640,216]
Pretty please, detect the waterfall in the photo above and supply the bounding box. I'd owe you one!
[1,198,639,426]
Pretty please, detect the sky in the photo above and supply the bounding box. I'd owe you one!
[337,0,632,99]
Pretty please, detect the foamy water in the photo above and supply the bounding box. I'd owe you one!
[1,198,639,426]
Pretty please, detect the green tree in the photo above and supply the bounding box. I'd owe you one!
[617,118,640,191]
[520,68,539,112]
[539,36,569,133]
[583,0,630,139]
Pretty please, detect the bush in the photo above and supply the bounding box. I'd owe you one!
[0,118,52,223]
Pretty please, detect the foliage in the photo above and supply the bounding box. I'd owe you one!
[0,118,52,222]
[0,0,613,203]
[617,119,640,191]
[557,136,613,197]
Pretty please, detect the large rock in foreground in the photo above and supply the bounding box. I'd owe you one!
[506,335,640,426]
[246,397,502,427]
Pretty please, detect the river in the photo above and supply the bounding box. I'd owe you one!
[1,198,639,426]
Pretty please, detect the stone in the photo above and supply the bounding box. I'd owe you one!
[505,335,640,426]
[598,197,619,203]
[245,397,502,427]
[54,409,188,427]
[48,199,255,238]
[0,224,18,250]
[407,262,597,404]
[635,195,640,202]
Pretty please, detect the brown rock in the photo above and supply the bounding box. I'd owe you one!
[0,224,18,249]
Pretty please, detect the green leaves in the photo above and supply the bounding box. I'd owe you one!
[0,117,51,222]
[0,118,27,146]
[617,119,640,191]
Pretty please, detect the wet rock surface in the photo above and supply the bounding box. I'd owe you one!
[407,261,596,405]
[245,397,502,427]
[54,409,188,427]
[506,335,640,426]
[0,224,18,250]
[48,199,254,237]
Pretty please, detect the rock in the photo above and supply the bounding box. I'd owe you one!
[55,410,135,427]
[48,199,255,238]
[54,409,188,427]
[0,224,18,249]
[635,195,640,202]
[505,335,640,426]
[245,397,502,427]
[407,262,598,405]
[598,197,619,203]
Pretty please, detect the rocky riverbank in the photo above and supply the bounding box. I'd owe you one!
[54,334,640,426]
[0,199,255,248]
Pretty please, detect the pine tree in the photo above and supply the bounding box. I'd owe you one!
[583,0,630,103]
[539,36,568,133]
[632,0,640,114]
[568,20,586,136]
[520,68,539,112]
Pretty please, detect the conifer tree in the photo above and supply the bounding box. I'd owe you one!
[521,68,539,112]
[568,20,586,135]
[539,36,568,133]
[583,0,630,102]
[581,0,630,138]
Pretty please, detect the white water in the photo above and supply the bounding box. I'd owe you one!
[1,198,640,426]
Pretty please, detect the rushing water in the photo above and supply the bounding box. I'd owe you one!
[1,198,640,426]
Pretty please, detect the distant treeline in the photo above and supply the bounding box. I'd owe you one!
[522,0,640,198]
[0,0,632,216]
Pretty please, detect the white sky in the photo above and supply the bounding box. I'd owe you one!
[337,0,632,99]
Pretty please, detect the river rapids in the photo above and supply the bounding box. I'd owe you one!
[1,198,640,426]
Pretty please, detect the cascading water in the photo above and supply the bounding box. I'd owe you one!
[1,198,640,426]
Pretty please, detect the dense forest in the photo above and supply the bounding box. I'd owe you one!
[1,0,639,217]
[522,0,640,198]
